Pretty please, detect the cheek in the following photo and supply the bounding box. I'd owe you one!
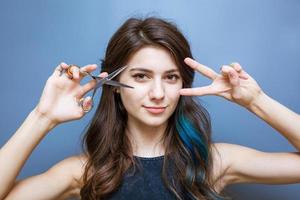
[119,75,149,96]
[166,83,182,100]
[119,84,148,109]
[120,83,148,98]
[167,89,181,106]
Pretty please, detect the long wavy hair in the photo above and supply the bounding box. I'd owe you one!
[80,17,222,200]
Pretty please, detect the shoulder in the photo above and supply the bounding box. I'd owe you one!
[5,154,89,200]
[48,154,88,198]
[49,154,87,179]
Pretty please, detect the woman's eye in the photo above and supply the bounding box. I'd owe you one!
[132,73,148,81]
[132,73,180,82]
[166,74,180,81]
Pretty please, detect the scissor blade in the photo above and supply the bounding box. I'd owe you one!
[104,80,134,88]
[106,65,128,80]
[81,66,127,80]
[94,79,106,89]
[93,65,129,89]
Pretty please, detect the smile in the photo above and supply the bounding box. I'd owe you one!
[143,106,167,114]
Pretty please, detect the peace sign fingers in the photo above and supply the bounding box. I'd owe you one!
[180,58,244,97]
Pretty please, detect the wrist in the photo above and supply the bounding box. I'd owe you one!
[31,107,59,131]
[246,90,269,114]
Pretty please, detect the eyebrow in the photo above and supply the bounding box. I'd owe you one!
[129,68,179,73]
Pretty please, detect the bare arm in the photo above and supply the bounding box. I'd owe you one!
[0,109,55,199]
[181,58,300,187]
[181,58,300,151]
[0,63,106,199]
[248,91,300,150]
[213,143,300,187]
[219,92,300,186]
[4,156,85,200]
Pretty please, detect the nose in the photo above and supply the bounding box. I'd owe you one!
[148,79,165,101]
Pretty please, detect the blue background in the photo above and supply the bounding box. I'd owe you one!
[0,0,299,199]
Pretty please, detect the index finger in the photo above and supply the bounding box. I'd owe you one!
[179,85,214,96]
[184,58,218,80]
[79,64,98,75]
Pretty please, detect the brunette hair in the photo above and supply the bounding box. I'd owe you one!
[80,17,222,200]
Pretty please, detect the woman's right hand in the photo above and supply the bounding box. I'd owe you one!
[34,62,108,125]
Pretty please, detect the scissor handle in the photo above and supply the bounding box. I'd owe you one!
[66,64,80,78]
[66,65,98,79]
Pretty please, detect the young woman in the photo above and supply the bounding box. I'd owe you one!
[1,17,300,200]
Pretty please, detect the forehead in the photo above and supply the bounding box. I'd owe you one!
[126,46,178,72]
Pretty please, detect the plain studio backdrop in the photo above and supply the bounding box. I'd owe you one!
[0,0,299,199]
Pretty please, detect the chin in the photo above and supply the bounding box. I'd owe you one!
[139,117,168,127]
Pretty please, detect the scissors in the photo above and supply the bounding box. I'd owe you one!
[67,64,134,105]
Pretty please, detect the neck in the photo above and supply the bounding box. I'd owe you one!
[126,117,167,158]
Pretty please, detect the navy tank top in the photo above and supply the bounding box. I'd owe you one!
[107,155,181,199]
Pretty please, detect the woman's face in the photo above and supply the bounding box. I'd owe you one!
[118,46,183,127]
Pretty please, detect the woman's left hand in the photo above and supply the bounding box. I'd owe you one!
[179,57,263,108]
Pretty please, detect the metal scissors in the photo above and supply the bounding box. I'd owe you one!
[68,64,134,103]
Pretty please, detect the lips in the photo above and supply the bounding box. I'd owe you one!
[143,106,167,114]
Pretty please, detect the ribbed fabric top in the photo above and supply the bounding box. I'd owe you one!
[107,155,179,200]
